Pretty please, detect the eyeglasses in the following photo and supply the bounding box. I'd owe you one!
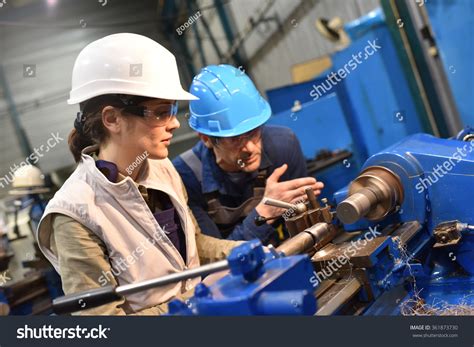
[121,102,179,126]
[212,127,262,149]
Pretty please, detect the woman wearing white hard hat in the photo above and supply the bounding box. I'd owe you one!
[36,33,240,315]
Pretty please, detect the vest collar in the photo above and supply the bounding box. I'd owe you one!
[81,145,153,185]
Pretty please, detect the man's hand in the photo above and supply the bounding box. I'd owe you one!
[255,164,324,222]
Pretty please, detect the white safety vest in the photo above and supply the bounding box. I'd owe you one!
[36,146,200,312]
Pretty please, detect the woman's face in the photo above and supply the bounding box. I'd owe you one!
[121,99,180,160]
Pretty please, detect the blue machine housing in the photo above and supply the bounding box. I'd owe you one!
[335,133,474,277]
[168,240,317,316]
[335,134,474,228]
[328,133,474,314]
[168,134,474,316]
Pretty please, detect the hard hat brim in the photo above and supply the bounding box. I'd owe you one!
[68,81,199,105]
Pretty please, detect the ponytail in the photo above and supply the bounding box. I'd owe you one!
[67,95,118,163]
[67,94,155,162]
[68,128,95,163]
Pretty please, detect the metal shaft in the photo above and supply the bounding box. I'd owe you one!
[305,187,320,209]
[263,197,296,210]
[277,223,335,256]
[336,187,378,224]
[336,166,404,224]
[53,260,229,314]
[116,260,229,296]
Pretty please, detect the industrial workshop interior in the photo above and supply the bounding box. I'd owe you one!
[0,0,473,346]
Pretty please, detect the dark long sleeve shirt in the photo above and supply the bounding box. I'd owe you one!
[172,125,307,241]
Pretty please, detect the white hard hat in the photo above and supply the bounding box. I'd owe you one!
[67,33,198,104]
[9,165,50,196]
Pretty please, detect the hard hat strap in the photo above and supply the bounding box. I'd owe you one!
[74,111,87,134]
[75,94,155,129]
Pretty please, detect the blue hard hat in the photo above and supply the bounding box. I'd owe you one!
[188,64,272,137]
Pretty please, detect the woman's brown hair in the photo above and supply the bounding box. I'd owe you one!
[68,94,152,162]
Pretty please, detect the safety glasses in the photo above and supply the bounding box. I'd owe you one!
[212,126,262,149]
[121,101,179,126]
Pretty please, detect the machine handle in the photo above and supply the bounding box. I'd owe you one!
[52,260,230,314]
[263,197,296,210]
[53,285,121,314]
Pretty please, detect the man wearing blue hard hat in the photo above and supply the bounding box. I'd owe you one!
[173,65,324,243]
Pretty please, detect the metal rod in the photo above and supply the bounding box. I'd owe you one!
[277,223,334,256]
[404,0,462,136]
[305,187,320,209]
[263,197,296,210]
[276,230,315,257]
[53,260,230,314]
[116,260,229,296]
[337,187,378,224]
[222,0,275,63]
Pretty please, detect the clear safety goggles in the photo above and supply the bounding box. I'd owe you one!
[212,126,262,149]
[121,101,179,126]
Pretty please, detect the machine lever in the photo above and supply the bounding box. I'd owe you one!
[53,260,229,314]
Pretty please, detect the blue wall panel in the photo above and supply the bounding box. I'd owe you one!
[426,0,474,127]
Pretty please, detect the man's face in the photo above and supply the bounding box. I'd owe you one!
[202,127,263,173]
